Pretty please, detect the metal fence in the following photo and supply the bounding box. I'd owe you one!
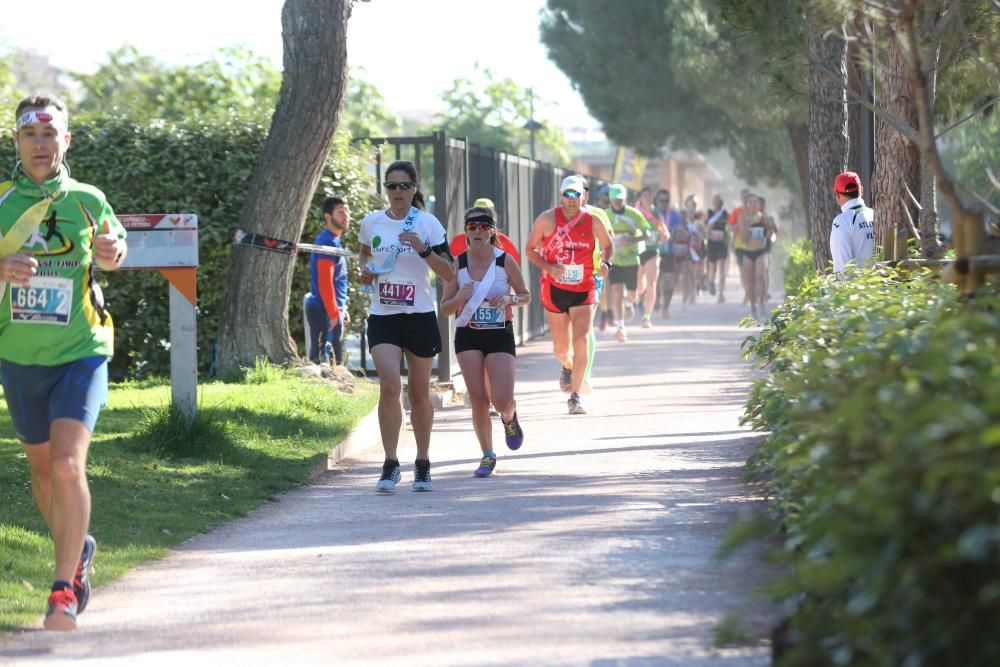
[357,131,601,380]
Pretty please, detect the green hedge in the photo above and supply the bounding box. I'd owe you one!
[742,270,1000,666]
[782,236,816,298]
[1,114,378,379]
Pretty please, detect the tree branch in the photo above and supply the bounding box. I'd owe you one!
[936,97,1000,139]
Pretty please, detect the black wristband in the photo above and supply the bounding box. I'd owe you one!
[418,246,433,258]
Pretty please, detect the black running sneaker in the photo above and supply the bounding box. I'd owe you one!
[74,535,96,614]
[413,459,433,492]
[376,459,401,493]
[559,366,572,393]
[568,392,586,415]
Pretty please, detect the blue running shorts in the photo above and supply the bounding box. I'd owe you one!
[1,356,109,444]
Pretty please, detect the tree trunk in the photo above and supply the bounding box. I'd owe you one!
[846,29,865,174]
[873,20,920,260]
[918,45,944,259]
[807,26,849,272]
[787,121,811,238]
[216,0,351,375]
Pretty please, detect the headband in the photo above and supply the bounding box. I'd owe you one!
[16,109,68,134]
[464,213,496,225]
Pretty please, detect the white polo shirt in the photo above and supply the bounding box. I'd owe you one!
[830,197,874,273]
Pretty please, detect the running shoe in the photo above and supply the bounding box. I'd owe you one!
[376,459,401,493]
[615,327,627,342]
[624,301,635,322]
[473,454,497,478]
[503,412,524,450]
[559,366,573,393]
[43,588,78,632]
[74,535,96,614]
[413,459,433,492]
[641,318,652,329]
[567,392,586,415]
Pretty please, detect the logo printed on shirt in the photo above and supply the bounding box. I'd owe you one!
[21,211,75,257]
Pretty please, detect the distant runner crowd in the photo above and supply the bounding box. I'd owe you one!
[301,166,786,498]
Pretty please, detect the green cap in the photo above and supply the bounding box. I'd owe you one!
[608,184,628,201]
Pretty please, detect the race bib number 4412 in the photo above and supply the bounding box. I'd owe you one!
[10,276,73,325]
[378,280,415,307]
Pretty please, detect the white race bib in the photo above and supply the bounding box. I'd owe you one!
[560,264,584,285]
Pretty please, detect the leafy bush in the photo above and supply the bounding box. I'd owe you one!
[782,236,816,298]
[0,115,379,380]
[742,269,1000,666]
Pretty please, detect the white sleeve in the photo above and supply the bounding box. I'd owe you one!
[358,214,374,246]
[829,215,852,273]
[423,213,447,247]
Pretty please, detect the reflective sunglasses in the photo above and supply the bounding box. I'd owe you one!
[561,190,582,200]
[384,181,414,191]
[465,222,494,232]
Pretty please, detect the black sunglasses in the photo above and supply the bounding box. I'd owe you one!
[384,181,414,191]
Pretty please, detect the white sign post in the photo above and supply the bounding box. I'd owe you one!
[119,214,199,420]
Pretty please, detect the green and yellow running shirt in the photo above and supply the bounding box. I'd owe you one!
[605,205,651,267]
[586,205,612,273]
[0,169,126,365]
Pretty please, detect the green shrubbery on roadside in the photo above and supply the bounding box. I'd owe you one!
[742,269,1000,666]
[0,117,378,380]
[781,237,816,298]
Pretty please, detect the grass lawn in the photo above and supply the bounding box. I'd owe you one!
[0,366,377,632]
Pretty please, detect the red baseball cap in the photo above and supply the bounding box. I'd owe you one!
[834,171,862,195]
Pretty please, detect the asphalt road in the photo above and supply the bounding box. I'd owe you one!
[1,273,776,666]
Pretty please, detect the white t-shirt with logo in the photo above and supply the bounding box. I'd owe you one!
[359,208,448,315]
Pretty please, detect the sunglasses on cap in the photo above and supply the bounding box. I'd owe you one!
[384,181,414,191]
[465,222,494,232]
[562,190,582,200]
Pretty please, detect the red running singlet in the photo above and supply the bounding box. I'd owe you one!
[540,207,597,293]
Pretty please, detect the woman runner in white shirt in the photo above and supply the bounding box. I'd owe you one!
[359,160,456,493]
[441,206,531,478]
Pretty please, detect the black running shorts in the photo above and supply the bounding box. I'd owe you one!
[366,312,441,358]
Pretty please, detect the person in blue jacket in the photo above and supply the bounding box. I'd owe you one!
[304,196,350,364]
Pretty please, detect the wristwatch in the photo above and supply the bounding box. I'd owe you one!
[603,260,614,269]
[418,246,433,258]
[510,295,521,305]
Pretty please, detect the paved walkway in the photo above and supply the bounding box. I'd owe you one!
[1,276,775,666]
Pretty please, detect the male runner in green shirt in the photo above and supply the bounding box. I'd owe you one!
[0,93,128,631]
[604,183,652,342]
